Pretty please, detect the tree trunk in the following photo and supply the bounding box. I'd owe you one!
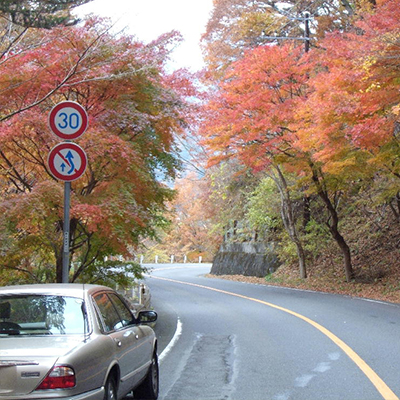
[56,252,63,283]
[310,164,354,282]
[271,165,307,279]
[303,195,311,229]
[388,192,400,223]
[330,226,353,282]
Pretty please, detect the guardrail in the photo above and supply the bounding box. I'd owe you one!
[119,283,151,312]
[138,255,204,264]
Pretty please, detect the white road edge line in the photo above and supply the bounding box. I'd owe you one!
[159,317,182,364]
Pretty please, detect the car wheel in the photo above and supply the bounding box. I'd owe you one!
[133,352,159,400]
[104,375,117,400]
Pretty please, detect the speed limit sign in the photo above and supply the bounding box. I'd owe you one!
[48,101,88,140]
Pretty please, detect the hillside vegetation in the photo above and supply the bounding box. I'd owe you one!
[211,210,400,303]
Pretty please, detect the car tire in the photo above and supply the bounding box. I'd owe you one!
[104,375,117,400]
[133,352,159,400]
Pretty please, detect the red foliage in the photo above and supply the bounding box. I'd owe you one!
[0,17,193,280]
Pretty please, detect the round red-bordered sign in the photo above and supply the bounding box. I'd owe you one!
[48,142,87,181]
[48,101,88,140]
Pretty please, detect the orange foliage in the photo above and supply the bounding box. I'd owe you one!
[203,0,400,178]
[293,0,400,176]
[201,43,309,171]
[156,172,220,260]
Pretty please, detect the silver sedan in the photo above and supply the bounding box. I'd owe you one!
[0,283,158,400]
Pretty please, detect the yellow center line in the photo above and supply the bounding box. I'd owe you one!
[149,275,399,400]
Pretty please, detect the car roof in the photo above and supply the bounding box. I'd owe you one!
[0,283,113,299]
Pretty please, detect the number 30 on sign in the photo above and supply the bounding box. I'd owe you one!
[48,101,88,140]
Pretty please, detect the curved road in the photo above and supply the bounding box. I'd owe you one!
[144,263,400,400]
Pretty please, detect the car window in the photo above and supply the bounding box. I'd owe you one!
[0,295,85,335]
[93,292,131,333]
[108,293,133,327]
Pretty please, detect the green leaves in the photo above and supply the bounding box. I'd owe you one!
[0,0,93,28]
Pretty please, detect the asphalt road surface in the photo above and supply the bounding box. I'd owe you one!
[144,263,400,400]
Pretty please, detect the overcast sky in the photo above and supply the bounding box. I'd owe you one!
[77,0,214,71]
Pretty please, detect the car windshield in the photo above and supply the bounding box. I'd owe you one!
[0,294,85,336]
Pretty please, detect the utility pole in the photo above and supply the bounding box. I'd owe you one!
[304,12,310,52]
[258,12,312,52]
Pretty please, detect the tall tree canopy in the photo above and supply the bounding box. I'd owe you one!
[0,14,193,284]
[294,0,400,204]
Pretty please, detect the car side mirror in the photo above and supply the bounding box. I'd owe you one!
[137,310,157,325]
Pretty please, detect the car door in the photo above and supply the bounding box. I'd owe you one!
[93,292,146,393]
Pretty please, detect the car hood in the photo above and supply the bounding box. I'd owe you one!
[0,336,85,397]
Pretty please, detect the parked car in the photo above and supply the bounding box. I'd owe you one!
[0,283,158,400]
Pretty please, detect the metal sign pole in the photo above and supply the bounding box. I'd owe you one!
[62,181,71,283]
[48,101,88,284]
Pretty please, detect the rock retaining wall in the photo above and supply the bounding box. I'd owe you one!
[211,242,280,277]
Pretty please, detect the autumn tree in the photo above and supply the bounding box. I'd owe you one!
[293,0,400,234]
[0,0,95,109]
[0,17,191,284]
[201,43,312,278]
[149,171,221,262]
[202,29,394,280]
[0,0,99,127]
